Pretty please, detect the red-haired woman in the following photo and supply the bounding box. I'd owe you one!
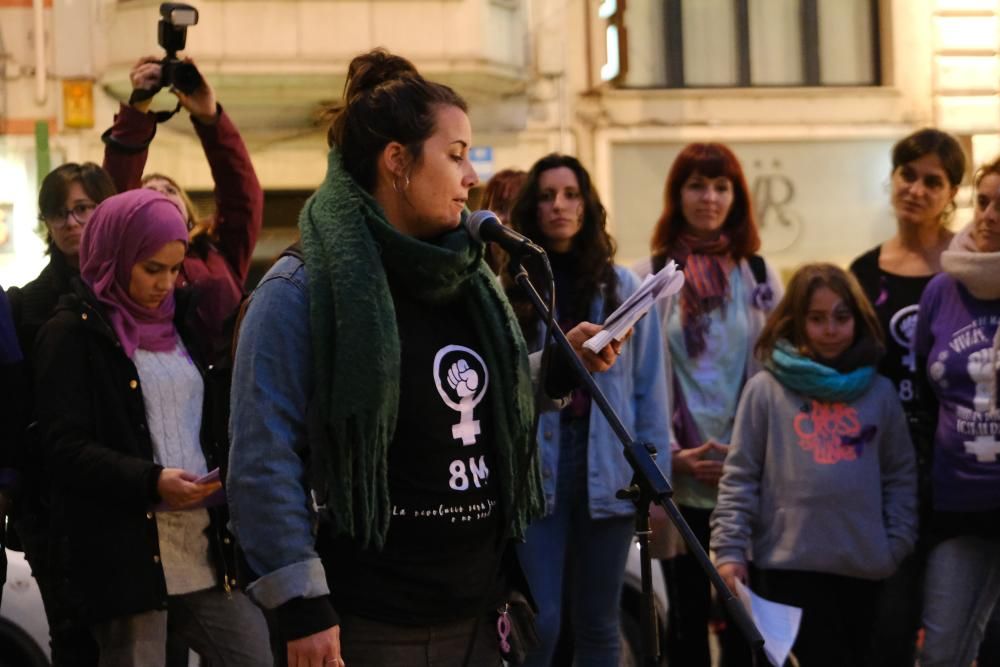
[478,168,527,274]
[634,142,783,667]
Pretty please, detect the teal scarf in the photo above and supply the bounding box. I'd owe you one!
[765,339,875,403]
[299,148,543,550]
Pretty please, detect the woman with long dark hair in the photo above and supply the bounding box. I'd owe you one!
[507,153,671,666]
[634,142,782,667]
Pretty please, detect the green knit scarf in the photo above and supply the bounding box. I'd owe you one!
[299,148,543,550]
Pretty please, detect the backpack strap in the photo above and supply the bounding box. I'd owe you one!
[231,241,304,362]
[280,241,304,263]
[748,254,767,286]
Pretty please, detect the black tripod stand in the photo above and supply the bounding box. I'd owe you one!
[511,259,765,666]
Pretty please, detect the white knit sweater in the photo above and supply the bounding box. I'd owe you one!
[134,341,216,595]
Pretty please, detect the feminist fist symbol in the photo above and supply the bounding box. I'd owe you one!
[968,348,999,414]
[447,359,480,398]
[433,346,489,447]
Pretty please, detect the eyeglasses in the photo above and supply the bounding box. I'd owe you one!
[43,203,97,230]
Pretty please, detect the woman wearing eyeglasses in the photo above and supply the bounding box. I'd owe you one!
[8,163,116,356]
[6,161,116,666]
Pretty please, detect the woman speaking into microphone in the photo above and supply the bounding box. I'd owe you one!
[226,49,623,667]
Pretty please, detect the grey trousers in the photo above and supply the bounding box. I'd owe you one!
[339,613,502,667]
[91,588,272,667]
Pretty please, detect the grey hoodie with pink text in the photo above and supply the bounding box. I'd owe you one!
[710,371,918,580]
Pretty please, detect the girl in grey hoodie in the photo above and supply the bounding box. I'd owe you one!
[711,263,918,667]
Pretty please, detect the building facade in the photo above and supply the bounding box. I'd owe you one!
[1,0,997,286]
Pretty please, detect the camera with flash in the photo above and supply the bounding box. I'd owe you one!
[157,3,203,95]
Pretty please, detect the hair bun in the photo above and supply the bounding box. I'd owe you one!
[343,48,419,102]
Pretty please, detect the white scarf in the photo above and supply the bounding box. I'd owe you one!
[941,223,1000,300]
[941,223,1000,409]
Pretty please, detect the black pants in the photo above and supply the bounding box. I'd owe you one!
[14,512,99,667]
[660,505,752,667]
[340,613,501,667]
[865,550,924,666]
[752,568,882,667]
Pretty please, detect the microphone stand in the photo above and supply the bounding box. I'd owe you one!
[510,258,765,666]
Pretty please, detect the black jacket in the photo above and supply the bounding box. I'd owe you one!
[5,250,76,547]
[6,248,77,356]
[33,280,236,622]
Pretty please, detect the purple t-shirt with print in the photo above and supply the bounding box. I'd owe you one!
[914,273,1000,513]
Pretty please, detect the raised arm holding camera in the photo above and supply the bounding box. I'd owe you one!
[102,5,263,363]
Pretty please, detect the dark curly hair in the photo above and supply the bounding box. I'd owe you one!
[506,154,619,338]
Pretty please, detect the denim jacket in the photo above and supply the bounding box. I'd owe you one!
[534,265,673,519]
[228,255,575,611]
[227,256,328,610]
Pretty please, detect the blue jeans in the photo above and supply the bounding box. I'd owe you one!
[921,536,1000,667]
[517,417,634,667]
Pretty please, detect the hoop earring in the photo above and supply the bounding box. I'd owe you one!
[392,173,411,194]
[940,200,957,225]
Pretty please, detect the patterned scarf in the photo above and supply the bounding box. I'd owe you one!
[671,231,732,357]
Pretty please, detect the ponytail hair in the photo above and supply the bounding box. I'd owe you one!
[325,48,468,193]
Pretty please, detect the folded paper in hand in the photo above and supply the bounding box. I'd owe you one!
[735,579,802,667]
[583,260,685,353]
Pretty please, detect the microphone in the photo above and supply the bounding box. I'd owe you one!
[465,210,546,257]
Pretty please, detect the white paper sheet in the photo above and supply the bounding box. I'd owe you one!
[735,578,802,667]
[582,260,685,353]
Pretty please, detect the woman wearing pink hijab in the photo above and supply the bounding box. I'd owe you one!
[32,189,270,666]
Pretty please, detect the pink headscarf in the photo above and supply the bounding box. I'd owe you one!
[79,189,189,358]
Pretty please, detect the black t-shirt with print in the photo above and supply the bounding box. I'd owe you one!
[850,246,934,415]
[320,279,503,626]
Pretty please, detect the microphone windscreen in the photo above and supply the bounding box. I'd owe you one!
[465,209,500,243]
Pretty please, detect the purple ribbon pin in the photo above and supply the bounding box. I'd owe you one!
[841,425,878,457]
